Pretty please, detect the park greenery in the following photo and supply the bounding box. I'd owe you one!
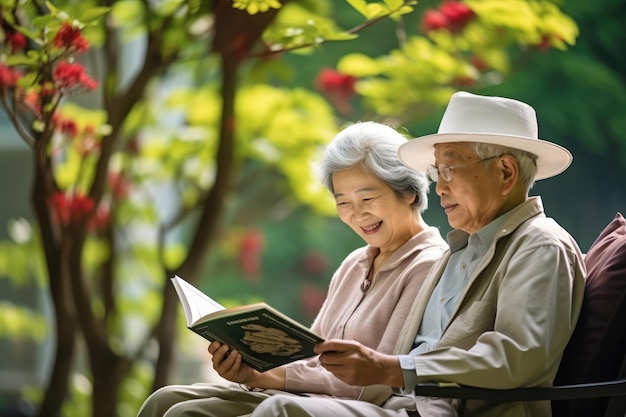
[3,0,621,416]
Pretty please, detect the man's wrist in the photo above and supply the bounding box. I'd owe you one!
[397,354,417,392]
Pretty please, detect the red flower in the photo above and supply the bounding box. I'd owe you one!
[314,68,357,114]
[6,31,27,52]
[298,284,327,319]
[232,33,252,60]
[315,68,357,95]
[88,205,111,232]
[23,91,42,114]
[300,250,329,275]
[420,10,448,33]
[440,1,475,33]
[52,22,90,52]
[421,1,475,34]
[58,117,79,137]
[452,75,476,87]
[50,191,94,226]
[107,172,132,200]
[239,228,265,281]
[127,136,142,155]
[53,61,98,92]
[0,64,22,87]
[470,55,489,72]
[536,34,554,51]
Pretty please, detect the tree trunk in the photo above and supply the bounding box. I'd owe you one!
[150,5,281,391]
[90,348,127,417]
[32,155,77,417]
[35,306,76,417]
[152,281,180,390]
[152,56,241,390]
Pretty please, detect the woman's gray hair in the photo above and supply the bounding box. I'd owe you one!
[319,121,430,212]
[471,142,538,192]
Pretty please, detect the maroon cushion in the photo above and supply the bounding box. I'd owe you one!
[553,212,626,416]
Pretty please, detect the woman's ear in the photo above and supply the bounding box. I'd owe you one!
[404,193,417,206]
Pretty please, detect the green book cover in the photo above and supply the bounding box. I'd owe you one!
[171,275,324,372]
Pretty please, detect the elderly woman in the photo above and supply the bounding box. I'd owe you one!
[136,121,447,417]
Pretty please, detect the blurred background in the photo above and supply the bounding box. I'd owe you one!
[0,0,624,416]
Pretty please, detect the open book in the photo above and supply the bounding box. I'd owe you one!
[171,275,324,372]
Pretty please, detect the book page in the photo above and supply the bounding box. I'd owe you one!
[171,275,225,327]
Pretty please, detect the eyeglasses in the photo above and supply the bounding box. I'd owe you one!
[427,155,500,183]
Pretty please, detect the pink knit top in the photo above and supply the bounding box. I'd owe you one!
[284,226,447,399]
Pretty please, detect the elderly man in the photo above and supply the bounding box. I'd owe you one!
[249,91,586,417]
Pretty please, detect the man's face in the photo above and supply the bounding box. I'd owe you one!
[433,142,507,234]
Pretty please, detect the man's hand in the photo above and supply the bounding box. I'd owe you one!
[208,341,258,384]
[315,339,404,387]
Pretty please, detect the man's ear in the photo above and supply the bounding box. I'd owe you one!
[499,155,519,195]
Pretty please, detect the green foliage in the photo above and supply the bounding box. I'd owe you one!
[109,0,147,39]
[335,0,578,121]
[0,301,47,341]
[52,104,110,190]
[236,86,337,214]
[166,83,339,215]
[262,0,417,52]
[116,360,155,417]
[466,0,578,46]
[233,0,282,15]
[83,238,111,274]
[338,39,463,117]
[61,373,94,417]
[0,219,46,287]
[500,51,626,162]
[347,0,416,19]
[263,2,357,53]
[201,206,363,324]
[0,0,589,416]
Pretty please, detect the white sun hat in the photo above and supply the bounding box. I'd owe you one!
[398,91,573,180]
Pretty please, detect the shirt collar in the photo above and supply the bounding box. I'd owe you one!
[447,213,507,253]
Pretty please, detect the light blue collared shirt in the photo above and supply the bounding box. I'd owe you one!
[397,215,506,391]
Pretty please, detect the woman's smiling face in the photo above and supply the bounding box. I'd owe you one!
[332,164,417,254]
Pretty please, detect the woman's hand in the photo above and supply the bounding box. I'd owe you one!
[208,341,287,390]
[208,341,258,384]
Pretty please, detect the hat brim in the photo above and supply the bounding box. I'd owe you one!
[398,133,573,180]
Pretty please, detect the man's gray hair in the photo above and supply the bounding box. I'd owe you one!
[471,143,538,192]
[319,121,430,212]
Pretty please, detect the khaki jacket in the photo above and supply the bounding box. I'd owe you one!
[360,197,586,417]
